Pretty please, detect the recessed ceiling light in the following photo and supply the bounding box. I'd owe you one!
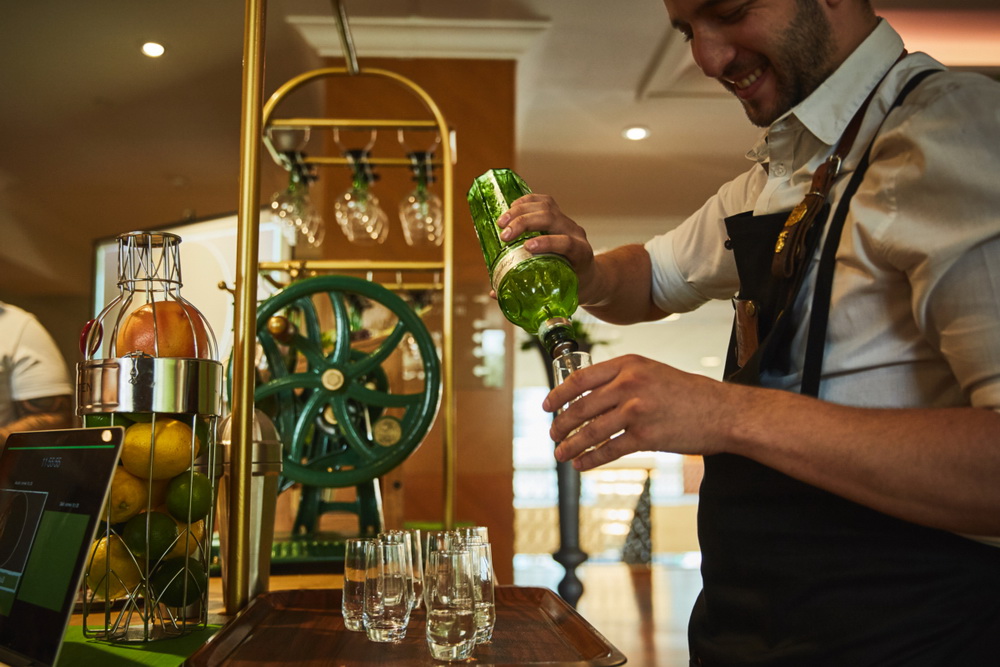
[622,125,650,141]
[141,42,165,58]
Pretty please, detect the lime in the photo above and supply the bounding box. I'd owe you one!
[165,471,213,523]
[84,413,112,428]
[149,558,208,607]
[122,511,179,562]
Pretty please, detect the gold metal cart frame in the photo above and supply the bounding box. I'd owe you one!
[228,0,455,614]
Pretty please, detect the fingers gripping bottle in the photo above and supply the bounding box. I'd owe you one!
[467,168,579,359]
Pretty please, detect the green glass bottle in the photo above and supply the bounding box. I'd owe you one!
[467,168,579,359]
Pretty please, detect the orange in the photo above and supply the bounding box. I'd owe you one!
[115,300,210,359]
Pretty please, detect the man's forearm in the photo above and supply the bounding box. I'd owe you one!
[0,395,75,446]
[726,384,1000,537]
[581,244,668,325]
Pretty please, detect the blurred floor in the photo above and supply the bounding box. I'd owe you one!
[514,555,702,667]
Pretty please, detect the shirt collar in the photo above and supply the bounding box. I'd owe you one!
[746,19,905,161]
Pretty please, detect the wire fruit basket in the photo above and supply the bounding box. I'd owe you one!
[76,231,222,642]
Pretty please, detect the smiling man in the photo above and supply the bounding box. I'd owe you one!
[494,0,1000,663]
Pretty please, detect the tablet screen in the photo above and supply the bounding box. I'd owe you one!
[0,427,122,667]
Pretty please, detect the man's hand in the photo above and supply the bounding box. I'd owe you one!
[496,194,598,301]
[544,354,733,470]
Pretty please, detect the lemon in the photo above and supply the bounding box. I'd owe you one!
[86,535,142,600]
[121,419,199,480]
[149,558,208,608]
[165,471,213,523]
[103,466,146,524]
[122,511,179,563]
[166,518,205,559]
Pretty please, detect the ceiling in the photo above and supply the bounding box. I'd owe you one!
[1,0,998,301]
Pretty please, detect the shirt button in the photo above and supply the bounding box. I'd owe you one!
[772,163,787,176]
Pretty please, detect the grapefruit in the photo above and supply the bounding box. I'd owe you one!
[115,300,210,358]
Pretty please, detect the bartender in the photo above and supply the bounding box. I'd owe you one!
[497,0,1000,664]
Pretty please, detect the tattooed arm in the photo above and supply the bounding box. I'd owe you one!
[0,394,75,446]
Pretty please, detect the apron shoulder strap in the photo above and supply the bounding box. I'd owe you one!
[801,67,943,397]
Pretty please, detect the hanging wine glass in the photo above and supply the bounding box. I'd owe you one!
[334,149,388,246]
[399,151,443,248]
[270,154,326,247]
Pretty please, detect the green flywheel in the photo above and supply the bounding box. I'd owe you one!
[249,275,441,488]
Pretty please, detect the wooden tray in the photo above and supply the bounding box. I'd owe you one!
[186,585,627,666]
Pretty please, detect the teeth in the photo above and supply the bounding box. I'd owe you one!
[728,68,763,90]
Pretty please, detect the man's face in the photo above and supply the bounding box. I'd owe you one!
[664,0,837,127]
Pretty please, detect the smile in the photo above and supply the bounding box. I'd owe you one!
[725,68,764,90]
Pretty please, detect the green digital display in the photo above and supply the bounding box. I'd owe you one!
[0,428,122,667]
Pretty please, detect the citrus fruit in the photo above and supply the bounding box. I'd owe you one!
[86,535,142,600]
[166,518,205,559]
[149,558,208,608]
[146,478,170,507]
[104,466,147,524]
[165,471,213,523]
[122,511,179,562]
[115,300,211,359]
[121,419,199,480]
[84,413,113,428]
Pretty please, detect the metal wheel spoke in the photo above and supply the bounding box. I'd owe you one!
[255,372,324,398]
[329,399,378,463]
[289,391,327,461]
[326,290,353,361]
[288,332,326,368]
[352,321,409,376]
[347,382,422,409]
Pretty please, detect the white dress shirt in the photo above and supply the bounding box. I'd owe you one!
[0,302,73,427]
[645,20,1000,415]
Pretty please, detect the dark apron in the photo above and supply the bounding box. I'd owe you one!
[688,72,1000,667]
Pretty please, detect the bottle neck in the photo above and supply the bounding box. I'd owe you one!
[540,317,578,359]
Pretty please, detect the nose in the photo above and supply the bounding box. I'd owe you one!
[689,28,736,80]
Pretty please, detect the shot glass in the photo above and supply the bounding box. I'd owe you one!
[425,549,477,661]
[363,540,412,643]
[408,529,425,610]
[467,541,496,644]
[552,350,592,390]
[456,525,490,544]
[552,350,593,436]
[379,529,423,610]
[342,538,373,632]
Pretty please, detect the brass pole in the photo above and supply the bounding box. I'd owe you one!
[227,0,267,614]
